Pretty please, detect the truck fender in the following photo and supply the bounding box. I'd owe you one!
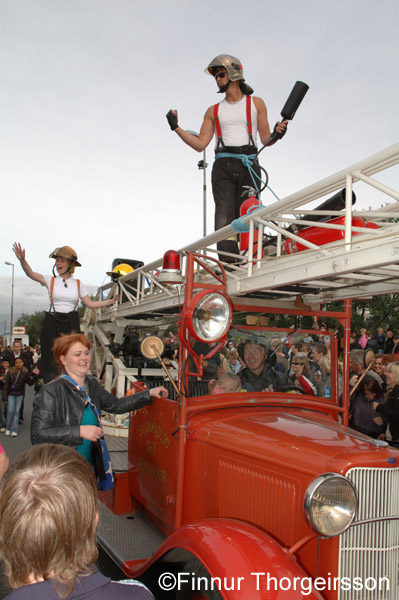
[130,518,323,599]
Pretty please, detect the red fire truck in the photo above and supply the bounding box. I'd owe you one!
[83,145,399,599]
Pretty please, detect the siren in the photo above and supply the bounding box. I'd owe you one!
[157,250,184,285]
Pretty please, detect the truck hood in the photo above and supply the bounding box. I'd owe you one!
[190,406,395,477]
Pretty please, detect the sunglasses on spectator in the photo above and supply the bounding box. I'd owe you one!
[214,72,227,79]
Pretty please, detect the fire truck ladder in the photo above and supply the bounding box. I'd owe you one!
[83,143,399,394]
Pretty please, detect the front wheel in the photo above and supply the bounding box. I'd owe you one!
[175,558,223,600]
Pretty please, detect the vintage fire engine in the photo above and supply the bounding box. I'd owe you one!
[83,145,399,599]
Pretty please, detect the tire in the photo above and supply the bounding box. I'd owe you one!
[175,557,223,600]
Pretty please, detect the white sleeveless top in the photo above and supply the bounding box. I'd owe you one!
[214,96,258,148]
[42,275,88,313]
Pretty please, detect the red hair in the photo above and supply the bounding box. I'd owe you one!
[52,334,90,371]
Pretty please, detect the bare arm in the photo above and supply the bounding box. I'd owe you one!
[254,97,288,147]
[168,107,214,152]
[12,243,45,285]
[81,294,120,309]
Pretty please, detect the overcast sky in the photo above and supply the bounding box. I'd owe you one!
[1,0,398,332]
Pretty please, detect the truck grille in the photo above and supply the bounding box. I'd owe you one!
[339,467,399,600]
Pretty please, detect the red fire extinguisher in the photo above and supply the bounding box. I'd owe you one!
[239,195,264,260]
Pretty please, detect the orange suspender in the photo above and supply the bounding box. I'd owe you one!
[50,278,81,307]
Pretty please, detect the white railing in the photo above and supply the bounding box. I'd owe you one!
[92,144,399,316]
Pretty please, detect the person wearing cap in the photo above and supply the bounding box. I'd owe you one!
[166,54,287,263]
[12,243,119,383]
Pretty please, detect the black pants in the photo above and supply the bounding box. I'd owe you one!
[41,311,81,383]
[212,151,261,261]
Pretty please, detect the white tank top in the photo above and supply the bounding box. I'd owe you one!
[214,96,258,149]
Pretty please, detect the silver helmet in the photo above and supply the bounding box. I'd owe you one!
[205,54,253,95]
[205,54,244,81]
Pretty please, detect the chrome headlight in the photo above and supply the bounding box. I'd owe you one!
[186,291,232,342]
[304,473,357,537]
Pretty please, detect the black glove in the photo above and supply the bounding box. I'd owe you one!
[272,121,287,140]
[166,110,178,131]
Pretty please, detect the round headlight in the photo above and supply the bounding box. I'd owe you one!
[304,473,357,537]
[186,291,232,342]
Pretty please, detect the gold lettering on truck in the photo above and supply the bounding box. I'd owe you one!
[139,420,170,450]
[139,457,166,483]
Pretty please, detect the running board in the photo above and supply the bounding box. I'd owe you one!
[97,502,165,568]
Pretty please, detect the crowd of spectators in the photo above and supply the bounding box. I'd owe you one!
[0,340,42,437]
[180,324,399,450]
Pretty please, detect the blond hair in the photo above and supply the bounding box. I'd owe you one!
[218,373,241,390]
[385,361,399,390]
[0,444,98,597]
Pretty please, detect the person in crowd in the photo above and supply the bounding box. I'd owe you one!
[32,346,40,366]
[318,354,343,398]
[270,338,289,373]
[240,338,289,392]
[0,360,10,432]
[349,332,362,350]
[334,327,344,357]
[0,443,154,599]
[350,378,387,439]
[5,340,30,369]
[289,341,303,369]
[373,327,385,354]
[3,358,39,437]
[5,340,32,426]
[31,334,167,466]
[225,339,235,351]
[290,355,316,395]
[349,349,383,389]
[392,334,399,354]
[310,343,328,371]
[358,328,368,349]
[309,343,328,390]
[373,362,399,448]
[226,350,241,374]
[211,373,242,394]
[372,354,387,391]
[218,346,230,374]
[166,54,287,263]
[12,243,120,383]
[384,328,395,354]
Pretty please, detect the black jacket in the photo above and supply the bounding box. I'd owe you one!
[4,570,154,599]
[31,375,152,448]
[3,367,37,400]
[376,384,399,441]
[240,363,289,392]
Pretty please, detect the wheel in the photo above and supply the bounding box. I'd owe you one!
[273,384,306,394]
[175,558,223,600]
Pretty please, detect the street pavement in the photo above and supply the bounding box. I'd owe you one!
[1,383,35,465]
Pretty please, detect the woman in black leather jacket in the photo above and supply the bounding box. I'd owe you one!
[31,333,167,465]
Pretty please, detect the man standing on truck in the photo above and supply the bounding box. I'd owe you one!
[240,338,289,392]
[166,54,287,262]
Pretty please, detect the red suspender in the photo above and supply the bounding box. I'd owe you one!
[246,95,252,136]
[214,103,222,141]
[213,97,253,146]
